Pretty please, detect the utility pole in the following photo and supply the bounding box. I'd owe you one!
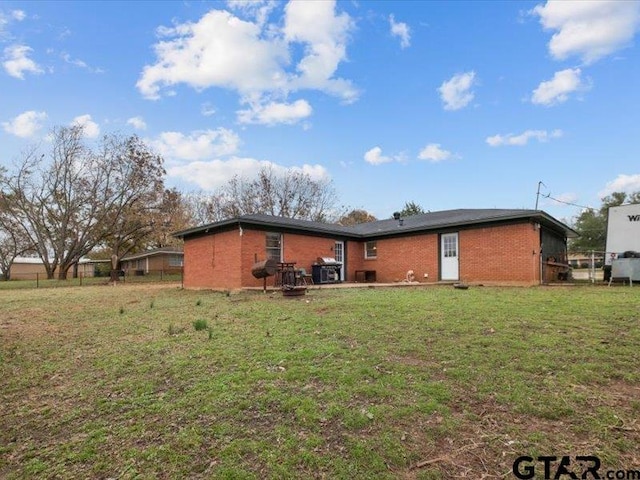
[535,181,545,210]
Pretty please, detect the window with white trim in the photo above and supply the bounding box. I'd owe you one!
[266,232,282,262]
[365,241,377,259]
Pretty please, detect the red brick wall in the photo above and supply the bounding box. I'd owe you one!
[183,229,242,289]
[184,228,341,289]
[282,233,336,274]
[183,220,543,289]
[239,229,339,288]
[459,222,540,284]
[345,240,363,281]
[347,234,439,283]
[346,222,541,285]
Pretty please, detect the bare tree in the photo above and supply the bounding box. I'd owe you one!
[192,166,340,223]
[183,192,225,226]
[96,135,166,269]
[0,187,34,280]
[1,130,88,279]
[0,127,165,280]
[145,188,191,248]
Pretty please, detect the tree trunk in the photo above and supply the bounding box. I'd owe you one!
[58,265,70,280]
[109,254,121,282]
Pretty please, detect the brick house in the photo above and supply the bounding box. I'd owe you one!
[9,257,96,280]
[174,209,576,290]
[120,247,184,275]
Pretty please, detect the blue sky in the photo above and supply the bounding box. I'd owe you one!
[1,1,639,223]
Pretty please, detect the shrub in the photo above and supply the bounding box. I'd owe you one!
[193,319,208,331]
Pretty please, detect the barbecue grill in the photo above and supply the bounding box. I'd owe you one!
[312,257,342,284]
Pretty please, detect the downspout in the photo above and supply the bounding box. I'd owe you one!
[539,245,543,285]
[534,221,543,285]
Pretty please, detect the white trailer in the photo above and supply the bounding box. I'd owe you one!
[605,203,640,265]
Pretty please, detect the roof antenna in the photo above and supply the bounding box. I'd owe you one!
[535,181,546,210]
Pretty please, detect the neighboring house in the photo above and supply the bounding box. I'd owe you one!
[120,247,184,275]
[174,209,576,290]
[568,253,604,269]
[9,257,95,280]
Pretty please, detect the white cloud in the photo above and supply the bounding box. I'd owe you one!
[167,156,329,190]
[486,129,563,147]
[137,2,357,110]
[237,98,312,125]
[11,10,26,21]
[364,146,391,165]
[2,44,43,79]
[2,110,47,138]
[531,68,588,106]
[137,10,288,100]
[1,9,26,34]
[201,102,216,117]
[126,116,147,130]
[226,0,277,27]
[61,52,104,73]
[71,114,100,138]
[283,1,357,102]
[151,128,241,161]
[363,146,406,166]
[438,71,476,111]
[532,0,640,64]
[169,158,270,189]
[389,14,411,49]
[289,163,329,181]
[418,143,453,162]
[598,174,640,198]
[62,52,87,68]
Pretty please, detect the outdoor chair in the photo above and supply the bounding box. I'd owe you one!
[296,268,314,286]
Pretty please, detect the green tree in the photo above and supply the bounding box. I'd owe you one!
[569,191,640,253]
[395,201,426,218]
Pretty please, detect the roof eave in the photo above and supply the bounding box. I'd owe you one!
[173,210,577,241]
[362,212,574,238]
[174,217,357,240]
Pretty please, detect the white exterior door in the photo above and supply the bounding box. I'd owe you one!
[441,233,459,281]
[334,241,345,281]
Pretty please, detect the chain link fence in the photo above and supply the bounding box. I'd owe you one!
[0,268,183,290]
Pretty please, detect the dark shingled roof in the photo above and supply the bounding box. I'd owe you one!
[174,209,577,240]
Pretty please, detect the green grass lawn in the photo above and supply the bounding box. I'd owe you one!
[1,284,639,479]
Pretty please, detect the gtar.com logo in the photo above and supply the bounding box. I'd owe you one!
[512,456,640,479]
[513,456,600,479]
